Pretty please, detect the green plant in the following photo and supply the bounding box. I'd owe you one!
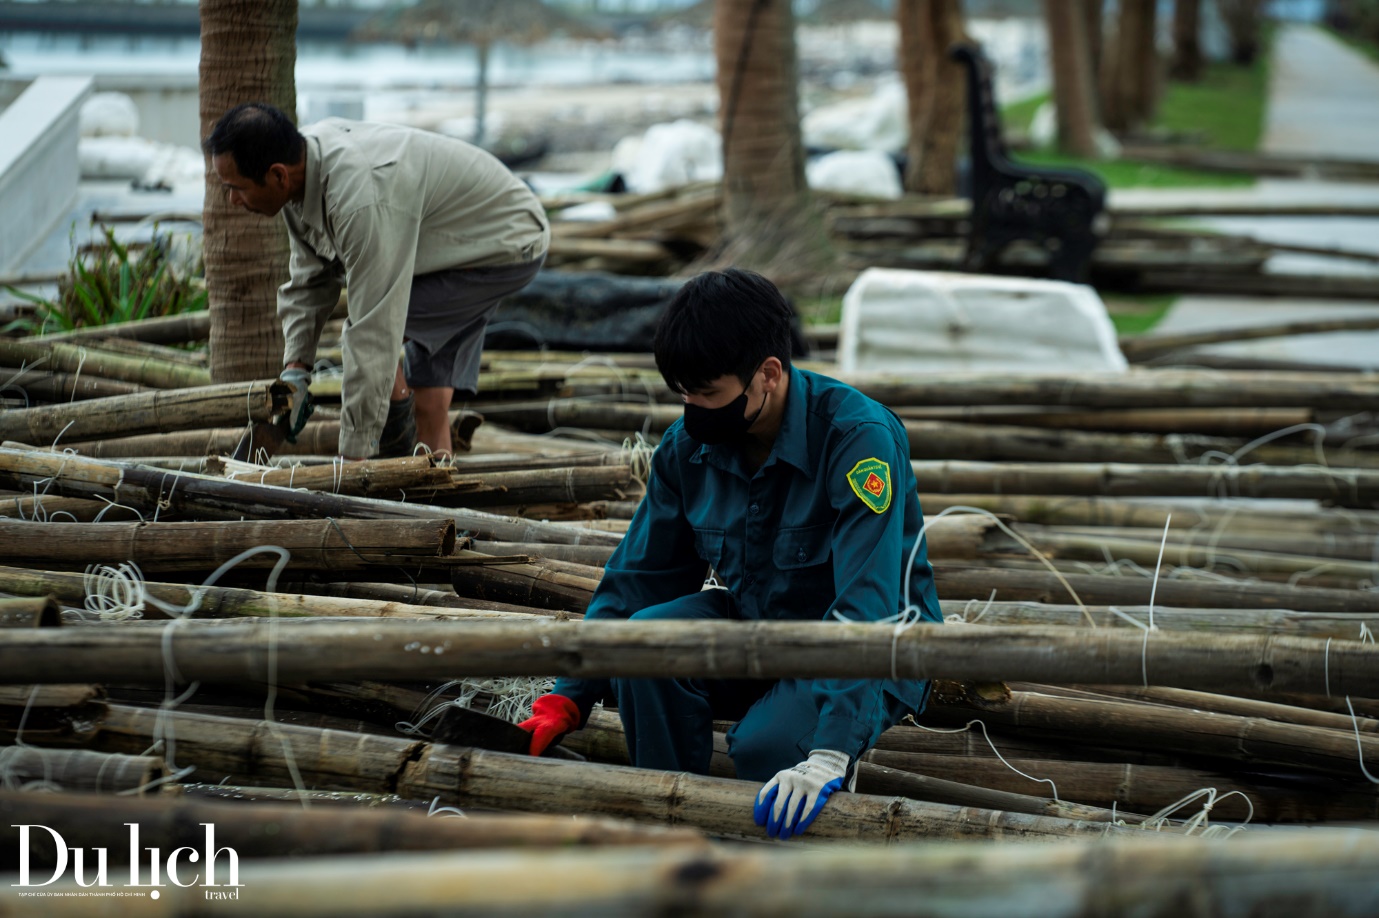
[4,225,207,336]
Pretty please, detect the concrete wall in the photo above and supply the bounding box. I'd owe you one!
[92,74,201,148]
[0,76,92,273]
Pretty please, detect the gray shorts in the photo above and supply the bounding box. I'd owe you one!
[403,257,544,394]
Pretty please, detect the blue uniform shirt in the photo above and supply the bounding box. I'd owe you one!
[554,366,943,757]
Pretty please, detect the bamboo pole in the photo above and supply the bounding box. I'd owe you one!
[399,741,1134,843]
[28,310,211,346]
[1041,523,1379,563]
[0,620,1374,696]
[565,710,1132,824]
[0,792,706,864]
[1218,689,1379,720]
[1068,685,1379,736]
[902,420,1374,468]
[63,419,385,459]
[866,720,1130,762]
[451,452,628,475]
[167,783,411,807]
[80,336,206,367]
[470,541,616,567]
[0,492,143,523]
[0,749,162,794]
[0,595,60,628]
[833,193,1379,218]
[0,518,458,572]
[472,399,681,434]
[894,405,1313,436]
[861,751,1379,823]
[934,565,1379,615]
[449,554,600,612]
[938,599,1379,639]
[923,690,1379,778]
[205,454,453,496]
[63,426,271,459]
[282,581,566,616]
[0,446,622,547]
[439,466,637,507]
[80,706,1135,843]
[0,566,565,623]
[1019,525,1379,581]
[0,684,106,747]
[0,684,103,710]
[0,339,211,389]
[0,381,281,444]
[841,369,1379,410]
[913,460,1379,504]
[919,494,1379,537]
[546,236,673,262]
[1121,314,1379,361]
[22,832,1379,918]
[0,365,145,401]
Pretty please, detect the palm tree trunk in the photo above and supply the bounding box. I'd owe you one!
[474,39,490,148]
[713,0,808,234]
[1219,0,1265,65]
[897,0,934,194]
[198,0,296,383]
[1084,0,1104,81]
[1044,0,1102,158]
[1102,0,1156,134]
[1170,0,1203,81]
[899,0,967,196]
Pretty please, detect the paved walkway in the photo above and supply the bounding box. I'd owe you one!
[1262,24,1379,161]
[1145,25,1379,371]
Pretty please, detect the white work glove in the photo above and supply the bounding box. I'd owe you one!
[753,748,850,840]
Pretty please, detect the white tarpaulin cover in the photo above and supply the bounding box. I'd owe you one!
[838,268,1128,374]
[806,150,902,200]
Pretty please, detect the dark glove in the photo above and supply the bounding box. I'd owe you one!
[517,694,580,756]
[278,367,315,443]
[377,392,417,458]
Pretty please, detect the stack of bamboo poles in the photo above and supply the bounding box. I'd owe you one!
[3,314,1379,911]
[537,182,1379,300]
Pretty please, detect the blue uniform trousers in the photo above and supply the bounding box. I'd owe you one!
[611,589,914,782]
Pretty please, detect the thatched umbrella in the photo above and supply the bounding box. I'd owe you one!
[352,0,606,147]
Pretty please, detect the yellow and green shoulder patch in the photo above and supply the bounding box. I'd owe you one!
[845,457,892,514]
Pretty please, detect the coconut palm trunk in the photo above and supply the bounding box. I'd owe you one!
[198,0,296,382]
[1044,0,1102,158]
[897,0,967,196]
[474,39,491,147]
[1101,0,1158,134]
[1170,0,1203,81]
[713,0,809,235]
[1219,0,1266,65]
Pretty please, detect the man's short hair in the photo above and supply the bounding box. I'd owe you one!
[203,102,305,184]
[653,268,796,395]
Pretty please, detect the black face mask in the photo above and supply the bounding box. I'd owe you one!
[683,376,766,445]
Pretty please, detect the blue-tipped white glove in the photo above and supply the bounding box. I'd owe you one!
[278,367,315,442]
[753,748,850,840]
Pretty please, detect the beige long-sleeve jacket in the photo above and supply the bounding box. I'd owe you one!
[278,119,549,457]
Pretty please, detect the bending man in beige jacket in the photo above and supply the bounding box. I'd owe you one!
[205,102,550,459]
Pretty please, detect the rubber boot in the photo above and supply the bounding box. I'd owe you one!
[377,392,417,458]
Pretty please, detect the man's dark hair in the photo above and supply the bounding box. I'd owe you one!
[202,102,305,184]
[653,268,796,395]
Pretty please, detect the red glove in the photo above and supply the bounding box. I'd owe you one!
[517,694,580,756]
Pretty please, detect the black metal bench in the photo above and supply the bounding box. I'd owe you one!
[951,43,1107,283]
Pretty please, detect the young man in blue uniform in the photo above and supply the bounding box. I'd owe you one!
[520,268,943,840]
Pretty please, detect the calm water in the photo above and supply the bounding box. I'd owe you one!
[0,32,718,89]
